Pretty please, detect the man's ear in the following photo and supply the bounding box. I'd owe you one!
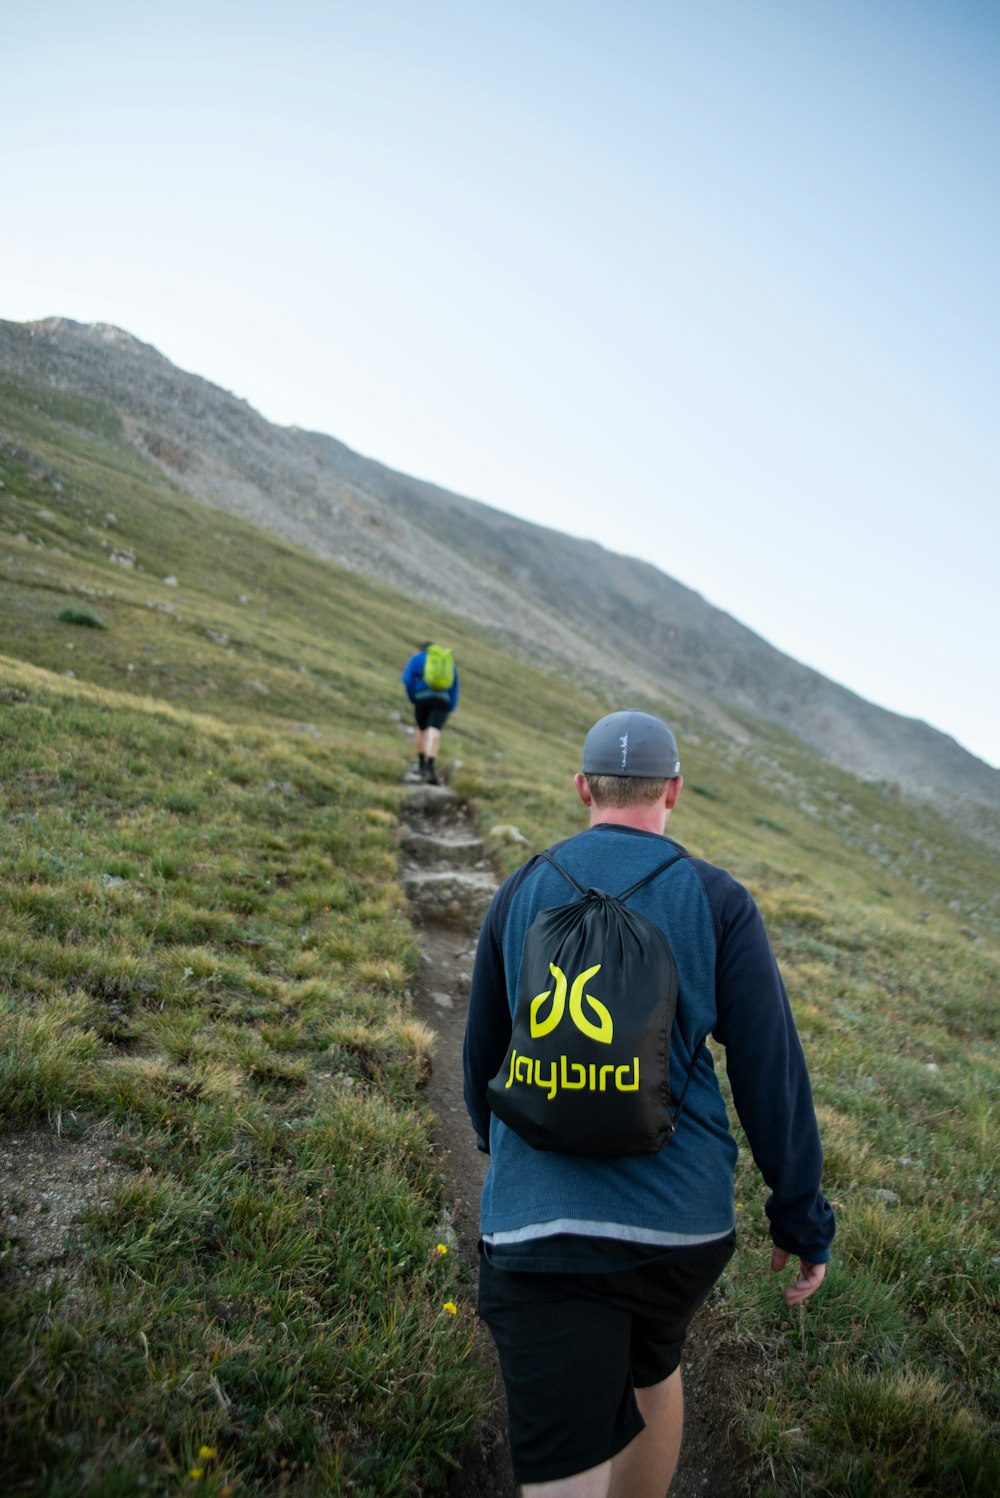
[665,775,683,811]
[574,772,593,807]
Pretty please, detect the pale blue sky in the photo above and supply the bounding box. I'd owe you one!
[3,1,998,765]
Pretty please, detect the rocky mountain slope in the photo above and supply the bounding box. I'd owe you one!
[2,315,997,827]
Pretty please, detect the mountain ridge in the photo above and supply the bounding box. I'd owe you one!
[2,314,996,828]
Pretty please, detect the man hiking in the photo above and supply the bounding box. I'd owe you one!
[401,641,459,785]
[463,709,834,1497]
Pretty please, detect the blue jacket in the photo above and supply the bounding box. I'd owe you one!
[463,823,835,1270]
[401,650,459,710]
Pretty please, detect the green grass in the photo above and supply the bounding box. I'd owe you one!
[720,891,999,1494]
[0,668,480,1494]
[56,605,106,628]
[1,384,998,1494]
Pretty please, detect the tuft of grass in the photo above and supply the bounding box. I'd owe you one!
[0,992,102,1117]
[56,605,106,628]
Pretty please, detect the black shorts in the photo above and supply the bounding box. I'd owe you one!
[414,697,450,731]
[477,1232,735,1485]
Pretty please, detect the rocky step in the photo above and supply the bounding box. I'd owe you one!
[401,868,497,924]
[400,827,486,866]
[403,783,460,815]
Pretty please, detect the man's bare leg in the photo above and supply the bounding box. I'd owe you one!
[521,1456,612,1498]
[517,1369,682,1498]
[414,727,441,757]
[608,1368,684,1498]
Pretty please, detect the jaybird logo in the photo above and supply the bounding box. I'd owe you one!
[529,963,613,1044]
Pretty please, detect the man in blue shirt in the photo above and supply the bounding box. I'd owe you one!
[401,642,459,785]
[464,709,834,1497]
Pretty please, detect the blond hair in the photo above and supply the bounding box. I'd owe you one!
[583,773,671,808]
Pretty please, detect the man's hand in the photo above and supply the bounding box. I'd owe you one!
[771,1247,826,1305]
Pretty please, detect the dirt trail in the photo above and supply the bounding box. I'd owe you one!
[400,780,747,1498]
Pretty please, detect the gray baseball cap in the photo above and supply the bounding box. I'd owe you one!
[581,710,681,778]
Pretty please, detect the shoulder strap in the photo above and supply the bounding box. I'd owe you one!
[618,851,688,902]
[670,1036,706,1132]
[538,847,688,904]
[536,849,588,895]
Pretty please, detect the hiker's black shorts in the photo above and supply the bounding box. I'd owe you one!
[414,697,450,731]
[477,1232,735,1485]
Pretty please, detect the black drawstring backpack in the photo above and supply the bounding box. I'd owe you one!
[488,850,701,1157]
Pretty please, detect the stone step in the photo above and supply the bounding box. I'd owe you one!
[403,783,458,813]
[401,868,497,924]
[400,827,486,865]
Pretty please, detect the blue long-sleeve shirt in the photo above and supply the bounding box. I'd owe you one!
[463,823,835,1271]
[401,650,459,710]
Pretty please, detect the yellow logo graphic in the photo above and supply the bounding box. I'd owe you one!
[530,963,613,1044]
[503,1049,639,1098]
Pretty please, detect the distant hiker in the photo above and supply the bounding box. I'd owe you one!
[464,709,834,1498]
[401,641,459,785]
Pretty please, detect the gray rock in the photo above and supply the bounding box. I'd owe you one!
[401,869,496,923]
[400,827,486,865]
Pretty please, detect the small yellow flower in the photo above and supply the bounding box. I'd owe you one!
[443,1300,458,1315]
[199,1446,217,1461]
[435,1243,448,1255]
[189,1470,203,1481]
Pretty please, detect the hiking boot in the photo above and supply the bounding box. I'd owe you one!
[424,767,440,786]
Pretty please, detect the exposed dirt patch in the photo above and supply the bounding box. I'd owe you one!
[400,778,751,1496]
[0,1123,123,1292]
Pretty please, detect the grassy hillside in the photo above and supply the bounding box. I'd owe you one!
[1,392,998,1496]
